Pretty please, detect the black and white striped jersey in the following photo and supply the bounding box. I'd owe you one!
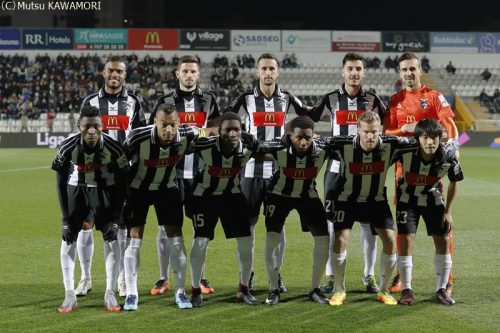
[396,149,464,207]
[52,132,128,187]
[151,86,220,179]
[328,135,417,203]
[312,84,386,136]
[122,124,200,191]
[80,88,146,143]
[225,85,307,179]
[259,137,330,198]
[192,136,259,196]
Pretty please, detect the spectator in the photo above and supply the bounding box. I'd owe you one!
[394,79,403,93]
[479,89,491,106]
[46,108,55,132]
[384,56,395,70]
[421,56,431,73]
[445,61,456,75]
[493,88,500,103]
[480,68,492,81]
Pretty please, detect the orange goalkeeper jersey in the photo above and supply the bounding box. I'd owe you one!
[385,84,455,137]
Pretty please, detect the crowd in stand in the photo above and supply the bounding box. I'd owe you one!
[0,53,307,124]
[2,52,497,128]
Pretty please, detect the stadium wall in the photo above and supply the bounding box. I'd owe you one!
[0,131,498,148]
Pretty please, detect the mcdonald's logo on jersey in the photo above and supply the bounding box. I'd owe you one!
[406,114,416,124]
[144,155,181,168]
[101,115,129,130]
[336,110,365,125]
[207,166,242,178]
[282,166,318,179]
[405,172,440,186]
[178,112,206,126]
[76,162,103,173]
[349,161,385,175]
[145,32,160,44]
[252,111,285,127]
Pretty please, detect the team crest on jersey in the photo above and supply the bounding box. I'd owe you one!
[419,99,429,110]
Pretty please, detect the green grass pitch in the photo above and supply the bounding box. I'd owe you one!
[0,147,499,332]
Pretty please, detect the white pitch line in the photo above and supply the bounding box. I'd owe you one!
[0,166,50,173]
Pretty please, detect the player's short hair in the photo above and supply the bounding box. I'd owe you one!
[219,112,241,129]
[397,52,419,66]
[156,104,177,116]
[357,111,380,126]
[105,55,127,66]
[343,52,364,66]
[177,55,199,70]
[290,115,314,131]
[257,53,280,68]
[414,118,443,139]
[79,106,100,121]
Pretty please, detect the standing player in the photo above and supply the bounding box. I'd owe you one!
[327,111,417,306]
[384,52,459,295]
[312,53,387,294]
[52,106,128,313]
[259,116,330,305]
[148,55,220,296]
[121,104,203,310]
[395,118,463,306]
[226,53,310,292]
[188,112,260,307]
[76,56,145,297]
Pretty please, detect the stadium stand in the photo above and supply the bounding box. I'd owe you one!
[1,52,499,132]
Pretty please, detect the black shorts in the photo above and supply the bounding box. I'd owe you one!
[125,187,183,228]
[67,185,113,239]
[240,176,270,217]
[332,201,394,234]
[189,194,251,240]
[265,193,328,236]
[396,202,448,236]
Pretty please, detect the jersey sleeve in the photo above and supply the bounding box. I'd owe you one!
[447,159,464,182]
[309,94,331,122]
[286,91,307,116]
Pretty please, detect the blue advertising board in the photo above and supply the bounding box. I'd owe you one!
[0,29,21,50]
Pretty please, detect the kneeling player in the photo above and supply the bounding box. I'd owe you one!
[395,118,463,306]
[52,106,128,313]
[188,112,260,307]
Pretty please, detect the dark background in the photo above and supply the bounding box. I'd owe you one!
[1,0,500,31]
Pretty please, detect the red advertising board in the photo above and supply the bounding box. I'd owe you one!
[128,29,178,50]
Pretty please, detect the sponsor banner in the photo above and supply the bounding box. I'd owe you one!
[179,29,230,50]
[478,33,500,53]
[231,30,281,51]
[332,31,381,52]
[128,29,178,50]
[382,31,429,52]
[282,30,330,52]
[74,29,127,50]
[0,29,21,50]
[430,32,478,53]
[0,132,68,148]
[22,29,73,50]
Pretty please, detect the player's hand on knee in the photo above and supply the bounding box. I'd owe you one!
[61,218,73,245]
[103,220,119,241]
